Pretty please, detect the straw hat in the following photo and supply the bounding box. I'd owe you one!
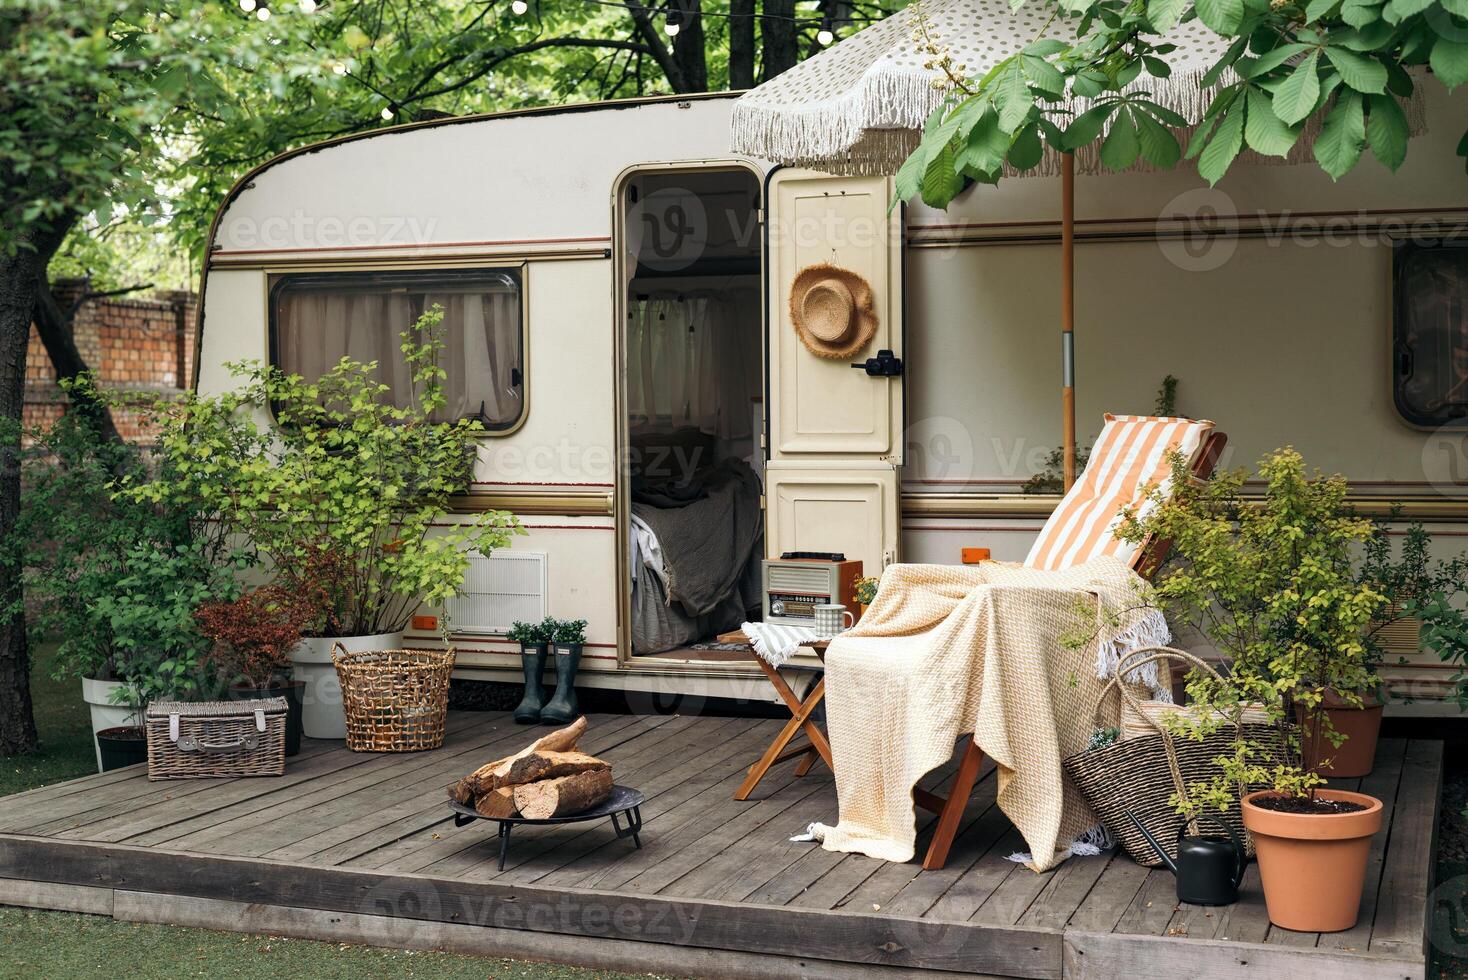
[789,263,878,359]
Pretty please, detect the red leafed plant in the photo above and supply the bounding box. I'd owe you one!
[196,586,312,689]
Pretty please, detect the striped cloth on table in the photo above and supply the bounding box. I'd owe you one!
[1024,414,1215,572]
[742,621,821,668]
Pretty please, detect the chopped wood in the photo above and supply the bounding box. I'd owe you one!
[497,750,609,788]
[513,767,614,820]
[446,716,589,803]
[473,786,518,819]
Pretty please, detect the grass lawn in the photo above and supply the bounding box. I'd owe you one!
[0,908,675,980]
[0,651,673,980]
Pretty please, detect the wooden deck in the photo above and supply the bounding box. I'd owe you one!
[0,711,1441,979]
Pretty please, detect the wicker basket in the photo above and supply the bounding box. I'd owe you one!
[145,698,288,780]
[333,644,455,752]
[1063,647,1287,867]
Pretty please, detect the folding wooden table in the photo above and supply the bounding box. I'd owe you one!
[716,629,832,801]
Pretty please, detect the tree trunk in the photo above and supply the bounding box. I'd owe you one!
[0,244,46,756]
[671,0,707,94]
[31,270,123,446]
[761,0,799,81]
[729,0,755,89]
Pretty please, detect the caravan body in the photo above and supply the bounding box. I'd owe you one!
[198,86,1468,709]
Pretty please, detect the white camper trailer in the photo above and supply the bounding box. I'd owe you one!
[197,87,1468,712]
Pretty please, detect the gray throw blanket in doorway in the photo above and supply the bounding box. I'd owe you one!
[632,458,763,617]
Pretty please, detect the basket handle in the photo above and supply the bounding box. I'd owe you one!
[1091,645,1236,838]
[331,641,350,668]
[177,734,261,754]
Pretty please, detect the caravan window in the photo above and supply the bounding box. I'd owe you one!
[269,268,525,431]
[1393,241,1468,428]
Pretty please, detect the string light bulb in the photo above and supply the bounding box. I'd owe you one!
[381,106,395,121]
[256,5,271,20]
[511,0,528,13]
[331,60,347,75]
[664,6,682,36]
[298,0,317,12]
[239,0,256,10]
[817,28,834,45]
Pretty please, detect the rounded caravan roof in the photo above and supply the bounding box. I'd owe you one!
[205,92,770,261]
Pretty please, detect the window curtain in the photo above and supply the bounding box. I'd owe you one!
[276,282,522,426]
[626,289,758,439]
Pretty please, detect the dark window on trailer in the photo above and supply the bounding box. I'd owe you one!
[1394,241,1468,428]
[269,268,524,430]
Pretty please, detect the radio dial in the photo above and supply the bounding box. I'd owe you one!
[770,600,786,616]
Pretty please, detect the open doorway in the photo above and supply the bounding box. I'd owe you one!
[620,166,764,662]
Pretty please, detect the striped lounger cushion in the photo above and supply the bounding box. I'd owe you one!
[1024,414,1216,572]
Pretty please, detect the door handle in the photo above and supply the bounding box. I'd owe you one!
[851,349,903,377]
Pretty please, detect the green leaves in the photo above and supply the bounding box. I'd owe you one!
[1314,91,1367,178]
[1147,0,1190,32]
[1100,108,1142,169]
[1244,86,1302,157]
[1324,46,1388,92]
[1366,93,1410,169]
[1134,109,1183,167]
[1273,51,1323,125]
[1196,0,1247,33]
[1431,38,1468,90]
[1199,100,1246,183]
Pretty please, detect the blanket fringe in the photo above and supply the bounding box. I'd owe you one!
[1005,824,1114,865]
[1095,609,1174,702]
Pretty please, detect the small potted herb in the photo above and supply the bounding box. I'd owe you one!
[196,586,311,756]
[853,576,879,620]
[542,618,588,725]
[508,618,554,724]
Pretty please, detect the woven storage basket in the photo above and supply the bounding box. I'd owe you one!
[1063,647,1287,868]
[145,698,287,780]
[333,644,455,752]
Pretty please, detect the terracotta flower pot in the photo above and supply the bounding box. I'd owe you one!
[1296,691,1383,778]
[1242,789,1383,932]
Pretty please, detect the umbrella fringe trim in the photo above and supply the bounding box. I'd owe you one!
[734,67,1429,180]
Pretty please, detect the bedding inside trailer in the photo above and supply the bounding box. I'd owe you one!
[619,167,767,659]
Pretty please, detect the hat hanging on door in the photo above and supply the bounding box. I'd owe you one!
[789,263,878,360]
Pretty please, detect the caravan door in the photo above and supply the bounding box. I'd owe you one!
[764,171,904,577]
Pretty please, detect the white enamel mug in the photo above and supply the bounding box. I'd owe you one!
[813,603,855,637]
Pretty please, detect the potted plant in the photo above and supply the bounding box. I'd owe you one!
[127,307,523,739]
[16,408,242,770]
[196,586,311,755]
[508,618,554,724]
[1120,447,1387,932]
[542,618,587,725]
[852,576,879,621]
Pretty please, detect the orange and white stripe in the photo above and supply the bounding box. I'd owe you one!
[1024,414,1215,572]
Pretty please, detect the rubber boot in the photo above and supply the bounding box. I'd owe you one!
[513,644,548,724]
[539,644,582,725]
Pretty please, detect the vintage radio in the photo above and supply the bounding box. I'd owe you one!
[761,553,863,627]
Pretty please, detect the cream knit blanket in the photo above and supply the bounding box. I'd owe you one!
[817,556,1165,871]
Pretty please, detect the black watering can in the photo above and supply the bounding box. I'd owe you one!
[1123,809,1247,906]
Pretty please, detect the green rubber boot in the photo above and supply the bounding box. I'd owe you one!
[539,644,582,725]
[513,644,548,724]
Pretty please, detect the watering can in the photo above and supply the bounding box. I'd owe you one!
[1123,808,1246,906]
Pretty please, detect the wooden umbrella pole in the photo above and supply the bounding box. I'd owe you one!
[1061,150,1076,491]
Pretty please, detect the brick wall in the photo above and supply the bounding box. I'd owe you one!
[26,277,198,441]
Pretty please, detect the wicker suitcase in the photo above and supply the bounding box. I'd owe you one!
[145,698,288,780]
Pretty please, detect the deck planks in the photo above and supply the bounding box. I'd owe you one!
[0,712,1441,980]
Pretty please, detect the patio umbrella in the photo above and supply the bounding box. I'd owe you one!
[732,0,1424,488]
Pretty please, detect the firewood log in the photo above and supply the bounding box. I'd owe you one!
[497,750,608,788]
[446,716,589,803]
[513,767,614,820]
[474,786,518,819]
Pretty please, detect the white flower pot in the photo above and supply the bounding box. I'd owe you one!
[290,632,404,740]
[81,677,141,774]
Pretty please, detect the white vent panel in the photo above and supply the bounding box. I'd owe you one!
[445,551,547,635]
[767,564,830,593]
